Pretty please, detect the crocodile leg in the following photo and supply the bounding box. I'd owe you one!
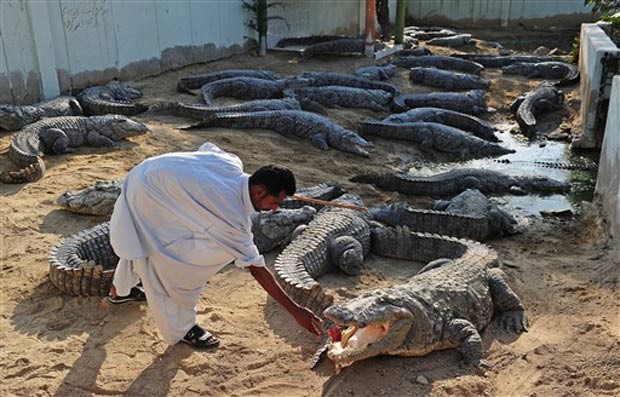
[487,268,528,333]
[86,131,117,147]
[39,128,74,154]
[445,318,490,368]
[329,236,364,275]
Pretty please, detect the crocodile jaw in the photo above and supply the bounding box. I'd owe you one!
[324,304,413,369]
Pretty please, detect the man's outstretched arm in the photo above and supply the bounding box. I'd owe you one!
[249,265,323,336]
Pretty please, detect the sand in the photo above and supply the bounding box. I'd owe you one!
[1,41,619,397]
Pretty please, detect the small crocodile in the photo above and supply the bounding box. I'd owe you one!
[392,55,484,75]
[511,82,565,139]
[426,34,472,47]
[183,110,373,157]
[381,107,498,142]
[325,225,527,370]
[358,121,513,159]
[145,97,301,119]
[451,54,571,68]
[48,207,318,296]
[392,89,491,114]
[177,69,281,94]
[57,180,345,217]
[397,46,433,56]
[284,86,393,112]
[493,158,598,171]
[77,84,148,116]
[350,168,570,197]
[409,67,491,90]
[1,115,147,184]
[0,96,83,131]
[502,62,580,86]
[301,38,365,60]
[353,64,397,81]
[292,72,400,95]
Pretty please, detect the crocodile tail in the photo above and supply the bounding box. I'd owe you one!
[0,157,45,183]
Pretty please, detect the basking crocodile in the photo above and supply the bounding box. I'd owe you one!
[397,46,433,56]
[511,82,565,139]
[145,97,301,119]
[358,121,513,159]
[351,168,570,197]
[284,86,393,112]
[451,54,570,68]
[1,115,147,184]
[57,180,345,217]
[274,194,372,323]
[183,110,373,157]
[371,189,517,240]
[426,34,472,47]
[49,207,318,296]
[292,72,400,95]
[200,77,306,106]
[381,107,498,142]
[391,55,484,75]
[324,225,527,370]
[301,38,365,60]
[409,67,491,90]
[502,62,580,86]
[177,69,281,94]
[432,189,518,237]
[0,96,83,131]
[77,84,148,116]
[353,64,397,81]
[392,89,491,114]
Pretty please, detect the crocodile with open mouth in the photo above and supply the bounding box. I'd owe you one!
[324,225,527,371]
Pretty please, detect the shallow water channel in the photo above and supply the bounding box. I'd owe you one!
[405,124,598,218]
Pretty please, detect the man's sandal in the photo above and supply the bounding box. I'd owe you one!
[181,325,220,349]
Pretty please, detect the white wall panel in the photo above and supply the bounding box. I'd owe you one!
[0,28,14,103]
[59,0,118,87]
[1,0,40,103]
[406,0,592,27]
[110,0,161,79]
[189,0,221,63]
[45,0,72,94]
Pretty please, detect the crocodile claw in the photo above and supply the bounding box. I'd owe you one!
[498,310,528,333]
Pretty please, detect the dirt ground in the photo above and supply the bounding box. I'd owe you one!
[1,37,619,397]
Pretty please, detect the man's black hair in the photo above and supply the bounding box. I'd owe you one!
[249,165,296,196]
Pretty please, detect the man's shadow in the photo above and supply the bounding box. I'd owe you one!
[10,279,192,396]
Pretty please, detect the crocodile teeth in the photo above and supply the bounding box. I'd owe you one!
[340,326,358,347]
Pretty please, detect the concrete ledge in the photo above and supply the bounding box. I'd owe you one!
[573,23,620,149]
[594,75,620,249]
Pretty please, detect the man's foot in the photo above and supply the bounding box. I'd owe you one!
[107,286,147,304]
[181,325,220,349]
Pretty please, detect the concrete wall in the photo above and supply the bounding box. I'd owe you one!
[573,23,620,149]
[0,0,362,105]
[595,76,620,248]
[405,0,594,28]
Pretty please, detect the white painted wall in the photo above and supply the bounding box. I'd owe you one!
[595,76,620,248]
[573,23,620,149]
[0,0,362,104]
[405,0,593,28]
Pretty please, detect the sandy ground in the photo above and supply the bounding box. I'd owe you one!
[1,39,619,397]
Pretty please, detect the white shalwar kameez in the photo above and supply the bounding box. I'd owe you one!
[109,142,264,344]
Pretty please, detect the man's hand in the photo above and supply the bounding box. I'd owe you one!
[249,265,323,337]
[293,306,323,336]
